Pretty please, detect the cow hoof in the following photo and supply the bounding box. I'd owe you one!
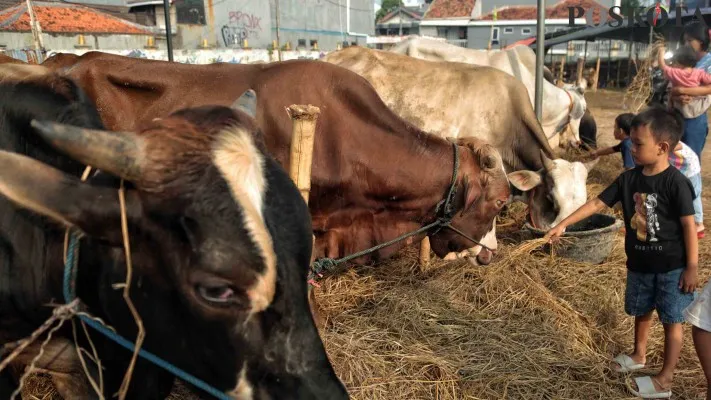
[443,252,458,261]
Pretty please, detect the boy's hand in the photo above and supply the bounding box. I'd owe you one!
[679,265,698,293]
[544,225,566,244]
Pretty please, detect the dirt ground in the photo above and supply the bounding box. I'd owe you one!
[20,89,711,400]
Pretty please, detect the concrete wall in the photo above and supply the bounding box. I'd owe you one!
[467,24,569,49]
[0,32,155,51]
[214,0,272,49]
[269,0,373,50]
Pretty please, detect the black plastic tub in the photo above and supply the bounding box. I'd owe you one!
[523,213,624,264]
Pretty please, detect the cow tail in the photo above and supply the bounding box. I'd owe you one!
[516,83,557,159]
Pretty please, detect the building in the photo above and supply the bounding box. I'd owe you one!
[0,1,157,50]
[370,3,428,49]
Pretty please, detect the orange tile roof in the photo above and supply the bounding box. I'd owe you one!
[424,0,476,19]
[478,0,609,23]
[0,1,152,34]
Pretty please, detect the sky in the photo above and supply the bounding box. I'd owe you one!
[374,0,424,13]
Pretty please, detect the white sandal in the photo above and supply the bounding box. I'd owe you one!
[612,353,645,373]
[628,376,672,399]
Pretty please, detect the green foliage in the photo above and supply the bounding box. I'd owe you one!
[376,0,403,22]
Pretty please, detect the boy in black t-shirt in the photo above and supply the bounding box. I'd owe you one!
[545,106,698,399]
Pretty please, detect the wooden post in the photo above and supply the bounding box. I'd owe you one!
[419,237,430,266]
[286,104,320,203]
[592,57,601,92]
[558,56,564,83]
[576,57,584,86]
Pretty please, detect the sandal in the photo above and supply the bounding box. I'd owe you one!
[628,376,672,399]
[612,353,645,373]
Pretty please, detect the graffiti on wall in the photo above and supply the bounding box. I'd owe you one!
[221,11,263,47]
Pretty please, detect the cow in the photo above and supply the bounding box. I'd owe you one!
[0,54,24,65]
[323,46,595,238]
[390,36,589,149]
[0,67,348,399]
[46,51,515,267]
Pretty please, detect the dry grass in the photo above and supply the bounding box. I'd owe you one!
[21,93,711,399]
[623,34,666,113]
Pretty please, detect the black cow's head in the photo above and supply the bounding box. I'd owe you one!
[0,90,347,399]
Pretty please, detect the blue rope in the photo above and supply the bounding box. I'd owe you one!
[63,230,232,400]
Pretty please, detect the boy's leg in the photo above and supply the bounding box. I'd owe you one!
[633,268,695,392]
[616,270,655,371]
[684,280,711,399]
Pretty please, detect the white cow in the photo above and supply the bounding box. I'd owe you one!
[391,36,589,149]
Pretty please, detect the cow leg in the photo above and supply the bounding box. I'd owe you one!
[418,237,431,269]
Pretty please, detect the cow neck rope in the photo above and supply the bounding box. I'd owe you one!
[308,142,495,284]
[63,204,232,399]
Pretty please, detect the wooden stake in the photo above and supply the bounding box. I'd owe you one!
[576,57,584,86]
[419,237,431,267]
[592,57,601,92]
[286,104,320,204]
[558,56,564,83]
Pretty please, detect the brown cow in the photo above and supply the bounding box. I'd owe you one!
[52,52,525,266]
[0,54,24,65]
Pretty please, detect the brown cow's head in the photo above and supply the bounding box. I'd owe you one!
[428,137,511,265]
[0,90,347,399]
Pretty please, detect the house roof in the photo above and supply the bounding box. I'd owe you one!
[477,0,608,23]
[0,1,152,34]
[377,5,426,24]
[424,0,476,20]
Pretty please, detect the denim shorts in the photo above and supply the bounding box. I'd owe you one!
[625,268,695,324]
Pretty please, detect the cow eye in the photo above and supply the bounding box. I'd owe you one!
[496,200,505,208]
[197,283,236,304]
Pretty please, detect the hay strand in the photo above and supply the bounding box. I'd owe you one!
[624,34,666,113]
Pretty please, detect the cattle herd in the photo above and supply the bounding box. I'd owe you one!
[0,37,598,399]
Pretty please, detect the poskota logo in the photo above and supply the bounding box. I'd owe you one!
[567,5,708,28]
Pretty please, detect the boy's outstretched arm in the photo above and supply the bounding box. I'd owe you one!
[544,198,607,243]
[679,215,699,293]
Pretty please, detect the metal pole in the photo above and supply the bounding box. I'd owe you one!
[399,7,403,37]
[534,0,545,121]
[275,0,282,60]
[163,0,173,62]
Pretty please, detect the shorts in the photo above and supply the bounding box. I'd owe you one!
[625,268,695,324]
[689,173,704,224]
[684,280,711,332]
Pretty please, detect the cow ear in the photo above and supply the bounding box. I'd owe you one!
[231,89,257,118]
[507,170,542,192]
[0,151,143,245]
[581,158,598,172]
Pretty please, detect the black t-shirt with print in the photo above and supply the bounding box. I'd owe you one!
[598,165,695,273]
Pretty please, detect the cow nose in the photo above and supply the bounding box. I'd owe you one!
[476,248,493,265]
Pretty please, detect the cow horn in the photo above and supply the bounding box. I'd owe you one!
[540,149,555,172]
[231,89,257,118]
[30,120,144,181]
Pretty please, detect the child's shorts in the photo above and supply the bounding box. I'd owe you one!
[683,280,711,332]
[625,268,695,324]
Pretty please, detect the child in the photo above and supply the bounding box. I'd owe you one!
[683,280,711,400]
[669,140,705,238]
[545,105,698,399]
[658,44,711,118]
[589,113,636,170]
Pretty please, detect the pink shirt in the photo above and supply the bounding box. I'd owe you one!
[662,65,711,87]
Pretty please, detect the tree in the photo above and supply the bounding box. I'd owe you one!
[621,0,641,18]
[376,0,403,23]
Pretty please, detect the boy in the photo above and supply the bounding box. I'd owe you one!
[545,106,698,399]
[589,113,636,170]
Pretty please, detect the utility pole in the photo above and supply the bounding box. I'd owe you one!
[275,0,282,61]
[399,7,403,37]
[534,0,545,121]
[163,0,173,61]
[25,0,43,51]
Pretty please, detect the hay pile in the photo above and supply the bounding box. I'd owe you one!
[21,157,710,399]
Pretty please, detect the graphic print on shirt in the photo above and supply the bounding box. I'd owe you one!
[630,192,660,242]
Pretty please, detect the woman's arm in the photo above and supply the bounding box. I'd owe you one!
[671,85,711,96]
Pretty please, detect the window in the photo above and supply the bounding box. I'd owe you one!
[491,27,499,44]
[458,26,467,39]
[504,27,513,34]
[521,27,532,35]
[297,39,307,47]
[437,27,449,37]
[175,0,206,25]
